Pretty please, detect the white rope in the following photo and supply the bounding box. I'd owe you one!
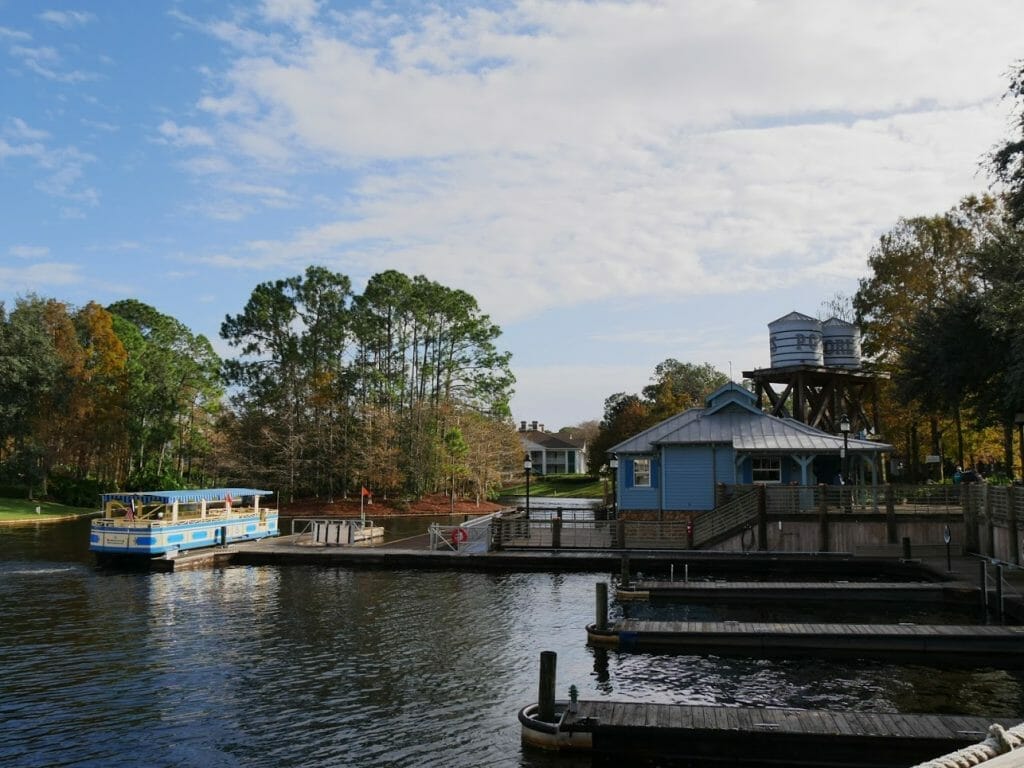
[912,723,1024,768]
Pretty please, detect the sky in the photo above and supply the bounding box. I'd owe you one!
[2,1,1022,430]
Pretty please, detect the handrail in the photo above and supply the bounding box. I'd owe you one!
[693,489,758,547]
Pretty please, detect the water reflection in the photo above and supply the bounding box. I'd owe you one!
[1,519,1023,768]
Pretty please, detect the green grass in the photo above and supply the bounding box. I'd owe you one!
[0,497,93,521]
[502,473,607,499]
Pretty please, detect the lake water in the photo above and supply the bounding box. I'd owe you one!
[2,514,1023,768]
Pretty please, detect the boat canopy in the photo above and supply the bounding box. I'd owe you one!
[101,488,274,505]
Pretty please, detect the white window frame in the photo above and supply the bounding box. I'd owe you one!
[633,458,651,487]
[751,455,781,484]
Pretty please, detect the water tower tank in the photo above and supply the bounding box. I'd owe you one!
[769,311,823,368]
[822,317,862,369]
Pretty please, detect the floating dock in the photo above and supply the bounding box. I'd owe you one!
[617,579,975,605]
[586,619,1024,666]
[520,699,1019,767]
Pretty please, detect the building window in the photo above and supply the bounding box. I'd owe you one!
[752,456,781,483]
[634,458,651,487]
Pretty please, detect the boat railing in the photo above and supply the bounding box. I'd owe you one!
[99,500,275,525]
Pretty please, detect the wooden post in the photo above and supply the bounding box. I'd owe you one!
[620,555,630,587]
[885,483,897,544]
[616,518,626,550]
[996,565,1004,625]
[963,484,980,554]
[596,582,608,630]
[979,559,989,617]
[220,525,229,547]
[491,517,503,551]
[901,536,912,560]
[757,484,768,551]
[538,651,557,723]
[817,484,828,552]
[984,485,995,558]
[552,514,562,549]
[1009,486,1021,566]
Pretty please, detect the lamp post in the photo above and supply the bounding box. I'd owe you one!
[839,413,851,513]
[523,454,532,520]
[609,456,619,519]
[839,413,851,482]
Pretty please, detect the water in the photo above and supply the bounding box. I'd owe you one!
[2,516,1023,768]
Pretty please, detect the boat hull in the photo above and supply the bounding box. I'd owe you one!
[90,513,279,558]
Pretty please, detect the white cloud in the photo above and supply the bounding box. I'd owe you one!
[0,262,85,289]
[261,0,320,30]
[157,119,215,147]
[37,10,96,29]
[8,245,51,259]
[169,0,1022,424]
[0,26,32,41]
[2,119,98,206]
[9,43,97,83]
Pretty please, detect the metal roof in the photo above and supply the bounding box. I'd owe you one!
[611,403,893,456]
[101,488,273,504]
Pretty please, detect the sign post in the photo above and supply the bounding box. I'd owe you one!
[943,524,952,572]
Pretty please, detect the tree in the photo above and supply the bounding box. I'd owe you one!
[0,297,63,492]
[590,360,729,471]
[221,266,514,500]
[108,299,223,487]
[221,266,353,502]
[896,293,1001,469]
[989,60,1024,227]
[642,360,729,421]
[853,196,1000,477]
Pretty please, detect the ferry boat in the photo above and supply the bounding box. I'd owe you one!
[90,488,278,563]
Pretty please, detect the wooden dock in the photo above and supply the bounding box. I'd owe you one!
[521,700,1018,767]
[587,619,1024,666]
[618,579,976,605]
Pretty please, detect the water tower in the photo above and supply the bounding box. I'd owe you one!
[744,312,884,435]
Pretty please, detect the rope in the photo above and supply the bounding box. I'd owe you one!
[912,723,1024,768]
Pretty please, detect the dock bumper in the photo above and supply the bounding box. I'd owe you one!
[518,702,593,752]
[585,623,621,649]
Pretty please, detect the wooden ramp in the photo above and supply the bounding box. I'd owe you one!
[587,620,1024,666]
[523,700,1017,767]
[618,579,975,605]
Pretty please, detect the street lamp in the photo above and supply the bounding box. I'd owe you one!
[839,413,851,483]
[609,456,619,518]
[523,454,532,520]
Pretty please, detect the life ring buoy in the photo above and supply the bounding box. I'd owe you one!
[451,527,469,545]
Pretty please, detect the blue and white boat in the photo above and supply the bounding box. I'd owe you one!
[90,488,278,563]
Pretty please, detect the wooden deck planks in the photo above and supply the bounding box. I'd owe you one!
[560,701,1013,740]
[596,617,1024,665]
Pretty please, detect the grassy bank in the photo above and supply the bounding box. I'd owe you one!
[502,474,607,499]
[0,497,93,522]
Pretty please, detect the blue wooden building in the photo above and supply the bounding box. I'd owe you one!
[610,383,893,514]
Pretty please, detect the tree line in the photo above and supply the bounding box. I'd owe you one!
[0,267,522,505]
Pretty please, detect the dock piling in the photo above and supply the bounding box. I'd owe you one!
[980,560,989,617]
[538,651,557,723]
[596,582,608,630]
[620,555,630,587]
[996,564,1004,624]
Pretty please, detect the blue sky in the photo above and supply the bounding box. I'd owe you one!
[2,0,1021,429]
